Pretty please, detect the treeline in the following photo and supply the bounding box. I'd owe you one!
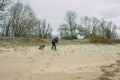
[0,0,52,38]
[0,0,120,42]
[59,11,120,42]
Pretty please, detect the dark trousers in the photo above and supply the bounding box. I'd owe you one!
[52,42,56,50]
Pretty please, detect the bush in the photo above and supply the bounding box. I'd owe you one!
[34,37,45,43]
[114,39,120,43]
[89,34,112,44]
[20,37,45,44]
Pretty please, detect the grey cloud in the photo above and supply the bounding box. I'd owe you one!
[21,0,120,34]
[107,0,120,3]
[99,5,120,19]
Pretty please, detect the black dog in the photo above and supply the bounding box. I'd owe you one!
[39,45,45,50]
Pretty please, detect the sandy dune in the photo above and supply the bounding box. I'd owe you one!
[0,44,120,80]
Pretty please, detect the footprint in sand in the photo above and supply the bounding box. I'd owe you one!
[40,69,45,72]
[78,67,82,70]
[29,57,33,59]
[64,66,68,69]
[46,62,51,65]
[76,76,81,79]
[14,78,18,80]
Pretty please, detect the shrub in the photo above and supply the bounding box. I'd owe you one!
[89,34,112,44]
[34,38,45,43]
[21,37,45,43]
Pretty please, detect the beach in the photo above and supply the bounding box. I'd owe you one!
[0,44,120,80]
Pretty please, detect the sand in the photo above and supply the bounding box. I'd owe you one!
[0,44,120,80]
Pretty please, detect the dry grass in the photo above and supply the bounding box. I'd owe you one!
[0,37,45,47]
[0,37,90,48]
[0,37,119,48]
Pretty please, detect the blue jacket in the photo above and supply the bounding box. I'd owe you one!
[52,37,58,43]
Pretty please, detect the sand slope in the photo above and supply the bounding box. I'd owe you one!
[0,44,120,80]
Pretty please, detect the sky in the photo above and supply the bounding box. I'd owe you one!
[21,0,120,35]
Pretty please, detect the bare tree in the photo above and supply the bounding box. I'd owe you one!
[78,16,118,40]
[79,16,91,38]
[0,0,11,11]
[59,24,71,39]
[99,19,117,39]
[9,1,36,37]
[0,0,12,36]
[79,16,101,38]
[59,11,77,39]
[35,19,52,38]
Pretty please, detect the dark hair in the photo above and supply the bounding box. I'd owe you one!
[56,37,59,39]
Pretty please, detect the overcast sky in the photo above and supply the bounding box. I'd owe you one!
[21,0,120,35]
